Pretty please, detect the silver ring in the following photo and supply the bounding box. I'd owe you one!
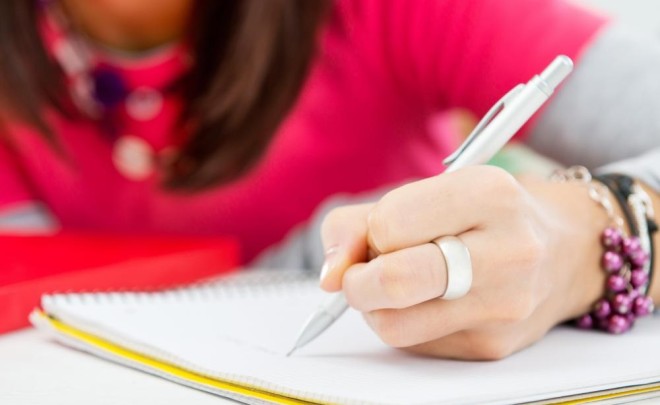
[432,236,473,300]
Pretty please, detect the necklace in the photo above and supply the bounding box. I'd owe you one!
[40,2,189,181]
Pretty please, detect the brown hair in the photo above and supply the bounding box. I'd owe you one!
[0,0,330,190]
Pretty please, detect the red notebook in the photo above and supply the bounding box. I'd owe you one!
[0,232,240,334]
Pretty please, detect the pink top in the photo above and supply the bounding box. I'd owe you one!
[0,0,605,262]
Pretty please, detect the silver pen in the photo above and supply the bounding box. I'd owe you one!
[286,55,574,356]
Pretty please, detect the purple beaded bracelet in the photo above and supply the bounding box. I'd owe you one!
[575,228,654,333]
[552,167,654,334]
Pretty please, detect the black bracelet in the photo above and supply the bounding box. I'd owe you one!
[595,174,657,292]
[594,174,638,235]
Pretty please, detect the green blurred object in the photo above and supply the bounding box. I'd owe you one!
[488,143,561,176]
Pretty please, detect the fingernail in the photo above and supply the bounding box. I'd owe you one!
[320,246,339,282]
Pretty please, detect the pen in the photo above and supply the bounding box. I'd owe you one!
[286,55,575,356]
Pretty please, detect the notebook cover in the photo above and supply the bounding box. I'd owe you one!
[1,232,240,334]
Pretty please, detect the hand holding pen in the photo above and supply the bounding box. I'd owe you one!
[288,56,586,358]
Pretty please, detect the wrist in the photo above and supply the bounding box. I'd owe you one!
[518,175,609,322]
[554,169,658,333]
[637,182,660,305]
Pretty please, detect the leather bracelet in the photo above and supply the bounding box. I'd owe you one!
[595,174,657,295]
[594,174,639,235]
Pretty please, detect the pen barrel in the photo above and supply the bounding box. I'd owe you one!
[322,292,349,318]
[445,76,553,173]
[540,55,573,93]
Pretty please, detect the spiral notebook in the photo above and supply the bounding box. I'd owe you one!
[30,269,660,405]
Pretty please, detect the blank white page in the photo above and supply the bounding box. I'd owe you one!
[39,270,660,405]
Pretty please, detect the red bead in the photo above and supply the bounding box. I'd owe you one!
[606,274,626,293]
[630,269,649,288]
[633,296,654,317]
[629,289,641,300]
[593,299,611,319]
[621,236,642,256]
[601,227,623,250]
[612,293,633,314]
[602,251,624,273]
[630,250,649,268]
[576,314,594,329]
[607,314,630,334]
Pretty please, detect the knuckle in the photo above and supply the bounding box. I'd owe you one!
[482,166,518,189]
[478,167,524,208]
[368,310,410,347]
[374,256,413,307]
[367,194,401,253]
[342,272,364,310]
[465,333,514,361]
[366,204,389,253]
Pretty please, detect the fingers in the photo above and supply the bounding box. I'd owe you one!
[343,243,447,311]
[362,296,482,348]
[366,165,522,254]
[405,322,551,360]
[319,203,374,292]
[369,302,552,359]
[319,166,522,292]
[404,329,517,361]
[343,232,482,312]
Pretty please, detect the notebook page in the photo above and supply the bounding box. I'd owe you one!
[41,271,660,405]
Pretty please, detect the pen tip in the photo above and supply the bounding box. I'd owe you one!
[285,347,296,357]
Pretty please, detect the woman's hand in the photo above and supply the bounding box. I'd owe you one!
[319,166,609,360]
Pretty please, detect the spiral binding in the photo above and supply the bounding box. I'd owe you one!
[44,269,319,306]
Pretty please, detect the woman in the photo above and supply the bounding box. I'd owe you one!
[0,0,659,359]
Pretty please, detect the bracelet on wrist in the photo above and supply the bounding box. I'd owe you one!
[551,167,656,334]
[595,174,657,298]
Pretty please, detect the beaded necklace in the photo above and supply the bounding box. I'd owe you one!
[39,1,191,181]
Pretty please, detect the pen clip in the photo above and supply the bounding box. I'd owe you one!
[443,84,525,166]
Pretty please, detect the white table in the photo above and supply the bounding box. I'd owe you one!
[0,328,235,405]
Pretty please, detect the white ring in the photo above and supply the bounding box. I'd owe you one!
[432,236,473,300]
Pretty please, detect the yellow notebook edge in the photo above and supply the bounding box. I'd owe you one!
[548,382,660,404]
[29,309,660,405]
[29,310,324,405]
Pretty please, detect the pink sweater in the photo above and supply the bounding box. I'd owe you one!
[0,0,605,262]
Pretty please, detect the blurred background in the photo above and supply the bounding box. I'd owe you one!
[483,0,660,176]
[580,0,660,33]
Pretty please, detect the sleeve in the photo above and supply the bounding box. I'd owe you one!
[597,149,660,193]
[527,23,660,193]
[333,0,608,137]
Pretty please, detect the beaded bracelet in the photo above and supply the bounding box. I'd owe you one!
[595,174,658,292]
[551,167,655,334]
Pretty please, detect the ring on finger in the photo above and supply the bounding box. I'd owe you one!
[431,236,473,300]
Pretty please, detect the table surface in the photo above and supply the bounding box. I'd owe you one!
[0,328,236,405]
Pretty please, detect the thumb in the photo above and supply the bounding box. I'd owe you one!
[319,203,374,292]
